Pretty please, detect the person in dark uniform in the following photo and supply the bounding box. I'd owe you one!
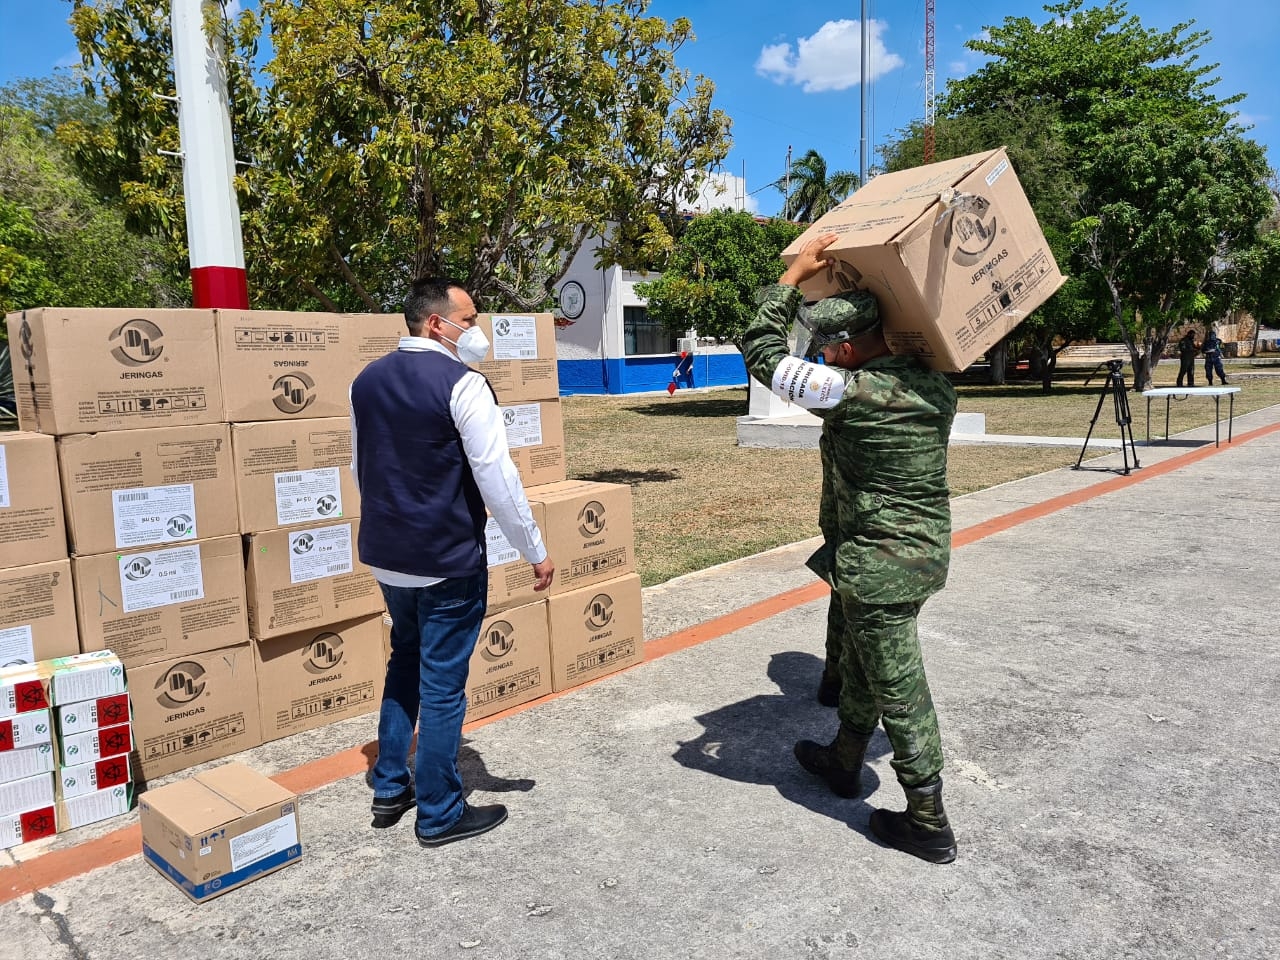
[1176,330,1198,388]
[1202,328,1228,385]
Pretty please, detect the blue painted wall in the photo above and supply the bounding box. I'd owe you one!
[558,353,747,395]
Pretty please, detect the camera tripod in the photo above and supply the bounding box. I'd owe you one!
[1074,359,1141,475]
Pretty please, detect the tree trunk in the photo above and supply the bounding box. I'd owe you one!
[987,338,1008,385]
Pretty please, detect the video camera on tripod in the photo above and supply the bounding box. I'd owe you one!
[1075,357,1141,474]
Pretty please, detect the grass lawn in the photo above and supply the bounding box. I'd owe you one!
[563,361,1280,586]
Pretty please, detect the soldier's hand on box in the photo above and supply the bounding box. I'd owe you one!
[780,233,839,287]
[532,557,555,591]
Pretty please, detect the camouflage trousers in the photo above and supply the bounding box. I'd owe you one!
[833,593,943,788]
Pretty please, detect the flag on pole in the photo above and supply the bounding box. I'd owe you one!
[667,351,689,395]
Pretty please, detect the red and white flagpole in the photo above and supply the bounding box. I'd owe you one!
[171,0,249,309]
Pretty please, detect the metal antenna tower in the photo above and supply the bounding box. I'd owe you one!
[924,0,936,162]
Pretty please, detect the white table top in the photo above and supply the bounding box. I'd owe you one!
[1142,386,1240,397]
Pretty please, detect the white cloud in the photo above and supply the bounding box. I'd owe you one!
[683,172,759,215]
[755,19,905,93]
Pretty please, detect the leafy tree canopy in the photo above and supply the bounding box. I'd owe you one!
[770,149,858,224]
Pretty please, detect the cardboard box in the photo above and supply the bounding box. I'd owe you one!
[0,559,79,666]
[231,418,360,533]
[127,644,261,782]
[57,423,238,556]
[244,520,382,640]
[139,761,301,903]
[216,310,373,422]
[60,720,132,766]
[254,614,382,742]
[501,400,566,487]
[47,650,127,706]
[0,662,50,718]
[484,505,548,612]
[546,574,644,692]
[0,801,57,849]
[0,743,56,783]
[530,480,636,596]
[56,692,131,734]
[7,308,224,434]
[465,600,552,722]
[781,147,1067,372]
[58,754,132,799]
[0,708,54,753]
[0,432,67,568]
[468,313,560,402]
[346,312,407,374]
[73,536,249,668]
[57,781,133,832]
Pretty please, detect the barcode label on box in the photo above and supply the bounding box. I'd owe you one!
[288,523,354,584]
[112,483,198,549]
[274,467,343,526]
[489,315,540,361]
[119,544,206,614]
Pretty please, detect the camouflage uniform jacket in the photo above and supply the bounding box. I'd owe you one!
[742,284,957,604]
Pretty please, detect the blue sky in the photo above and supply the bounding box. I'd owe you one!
[2,0,1275,218]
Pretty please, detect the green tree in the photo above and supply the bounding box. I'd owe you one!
[635,209,801,354]
[771,149,858,223]
[67,0,732,312]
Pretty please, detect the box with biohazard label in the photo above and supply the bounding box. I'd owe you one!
[253,614,382,742]
[0,432,67,569]
[7,308,224,435]
[500,400,566,487]
[781,147,1067,372]
[72,536,249,668]
[0,707,54,756]
[483,504,548,613]
[465,600,551,723]
[56,692,131,735]
[0,661,51,719]
[468,313,560,403]
[546,573,644,693]
[57,781,134,832]
[57,423,238,557]
[216,310,365,422]
[58,753,132,800]
[139,761,301,903]
[0,742,56,784]
[127,644,261,782]
[47,650,127,706]
[530,480,636,596]
[60,720,132,767]
[0,559,79,666]
[231,419,360,534]
[244,520,381,640]
[0,772,56,849]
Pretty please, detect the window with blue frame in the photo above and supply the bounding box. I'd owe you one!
[623,306,676,355]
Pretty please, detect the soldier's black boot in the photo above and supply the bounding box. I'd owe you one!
[794,723,872,798]
[816,665,841,707]
[869,778,957,864]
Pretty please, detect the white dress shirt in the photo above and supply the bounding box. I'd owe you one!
[350,335,548,587]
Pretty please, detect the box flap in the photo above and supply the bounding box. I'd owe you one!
[144,778,244,834]
[196,761,294,812]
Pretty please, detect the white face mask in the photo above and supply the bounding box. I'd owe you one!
[441,318,490,364]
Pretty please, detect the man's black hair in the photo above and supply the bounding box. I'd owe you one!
[404,277,467,333]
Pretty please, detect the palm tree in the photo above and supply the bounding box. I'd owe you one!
[772,149,860,223]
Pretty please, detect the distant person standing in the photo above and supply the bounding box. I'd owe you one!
[1202,327,1229,385]
[351,276,555,847]
[1176,330,1198,388]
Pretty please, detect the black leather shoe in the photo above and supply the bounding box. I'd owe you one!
[370,786,415,828]
[416,803,508,847]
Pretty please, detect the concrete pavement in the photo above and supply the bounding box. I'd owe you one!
[3,404,1279,959]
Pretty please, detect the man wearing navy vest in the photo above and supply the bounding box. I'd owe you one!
[350,276,555,847]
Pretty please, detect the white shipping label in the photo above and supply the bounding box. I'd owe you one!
[0,625,35,668]
[0,445,9,508]
[112,483,198,548]
[501,404,544,450]
[274,467,344,526]
[985,158,1010,186]
[229,812,299,871]
[488,314,540,361]
[288,523,354,584]
[118,544,206,614]
[485,517,519,568]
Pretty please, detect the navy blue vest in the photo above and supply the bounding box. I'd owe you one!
[351,348,490,578]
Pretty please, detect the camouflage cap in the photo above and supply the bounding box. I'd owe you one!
[807,291,880,339]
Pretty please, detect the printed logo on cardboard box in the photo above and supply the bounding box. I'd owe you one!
[303,633,344,674]
[273,372,316,415]
[479,620,516,662]
[155,661,206,708]
[110,318,166,366]
[584,593,614,631]
[577,501,607,538]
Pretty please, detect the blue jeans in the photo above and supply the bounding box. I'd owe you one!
[373,573,486,836]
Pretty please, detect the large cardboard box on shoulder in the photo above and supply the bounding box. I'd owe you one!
[484,504,547,613]
[127,644,261,782]
[244,519,382,640]
[781,147,1066,372]
[531,480,636,596]
[501,400,566,487]
[254,614,383,742]
[0,432,67,569]
[57,423,238,557]
[231,419,360,533]
[7,308,224,434]
[469,313,560,403]
[546,573,644,692]
[73,536,249,668]
[140,761,301,903]
[466,600,551,722]
[0,559,78,666]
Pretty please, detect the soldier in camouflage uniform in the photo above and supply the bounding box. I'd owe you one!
[741,233,959,864]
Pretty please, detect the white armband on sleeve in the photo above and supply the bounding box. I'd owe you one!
[771,356,845,409]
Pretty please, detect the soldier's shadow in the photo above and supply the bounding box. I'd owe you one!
[672,650,888,835]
